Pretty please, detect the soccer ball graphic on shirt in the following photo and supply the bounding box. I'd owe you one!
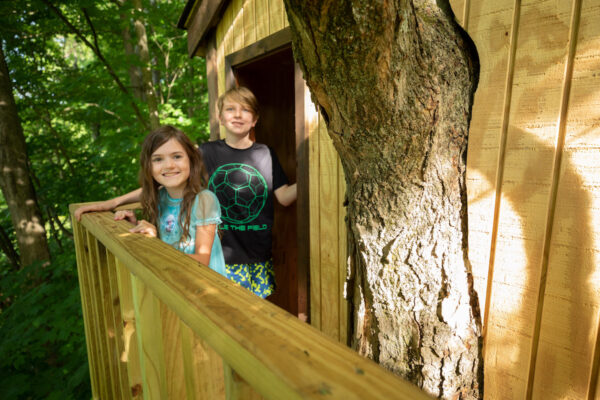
[208,163,267,224]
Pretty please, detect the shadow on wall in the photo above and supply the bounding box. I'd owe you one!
[465,1,599,398]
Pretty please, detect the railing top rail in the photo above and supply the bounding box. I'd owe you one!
[70,203,431,400]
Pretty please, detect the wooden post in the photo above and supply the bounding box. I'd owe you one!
[180,322,225,400]
[72,220,101,398]
[131,275,168,399]
[95,241,125,399]
[115,259,143,399]
[105,251,131,397]
[85,231,115,399]
[224,363,263,400]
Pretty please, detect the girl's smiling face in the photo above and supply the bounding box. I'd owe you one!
[219,99,258,138]
[151,138,190,198]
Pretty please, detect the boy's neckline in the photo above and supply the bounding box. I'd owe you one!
[224,137,254,150]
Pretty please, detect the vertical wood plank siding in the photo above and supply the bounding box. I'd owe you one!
[243,0,256,47]
[254,0,269,41]
[318,109,340,339]
[450,0,600,398]
[307,90,322,331]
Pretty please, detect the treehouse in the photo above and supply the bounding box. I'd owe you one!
[71,0,600,399]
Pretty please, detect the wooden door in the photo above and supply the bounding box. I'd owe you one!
[233,46,307,319]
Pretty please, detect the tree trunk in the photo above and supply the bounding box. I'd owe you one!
[133,0,160,130]
[118,1,144,100]
[0,224,20,270]
[187,64,196,118]
[0,45,50,267]
[284,0,482,398]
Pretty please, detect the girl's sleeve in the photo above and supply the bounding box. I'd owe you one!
[194,190,222,226]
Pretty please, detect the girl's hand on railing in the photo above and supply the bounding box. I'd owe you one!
[75,200,117,221]
[114,210,137,225]
[129,220,157,237]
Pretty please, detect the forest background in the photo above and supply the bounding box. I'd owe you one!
[0,1,209,398]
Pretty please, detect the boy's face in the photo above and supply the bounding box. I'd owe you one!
[219,99,258,138]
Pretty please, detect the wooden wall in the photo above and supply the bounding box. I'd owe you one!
[214,0,348,344]
[304,90,348,344]
[215,0,288,98]
[450,0,600,398]
[209,3,600,398]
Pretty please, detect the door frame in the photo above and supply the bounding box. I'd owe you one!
[224,28,310,321]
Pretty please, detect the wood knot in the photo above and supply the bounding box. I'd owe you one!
[131,383,142,397]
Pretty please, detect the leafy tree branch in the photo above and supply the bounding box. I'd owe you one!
[42,0,149,130]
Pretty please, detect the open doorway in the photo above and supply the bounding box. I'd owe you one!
[227,41,308,320]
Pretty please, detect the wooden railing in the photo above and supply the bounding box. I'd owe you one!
[70,203,431,400]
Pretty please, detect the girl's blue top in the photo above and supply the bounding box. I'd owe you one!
[157,188,227,277]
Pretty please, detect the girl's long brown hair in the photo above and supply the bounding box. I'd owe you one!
[139,125,208,243]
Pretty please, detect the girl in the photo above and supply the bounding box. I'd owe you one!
[116,125,227,277]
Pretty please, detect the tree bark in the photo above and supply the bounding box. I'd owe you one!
[284,0,482,398]
[118,0,144,100]
[0,45,50,267]
[0,224,20,270]
[133,0,160,130]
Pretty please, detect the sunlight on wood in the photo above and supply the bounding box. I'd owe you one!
[304,88,319,128]
[117,232,135,238]
[121,320,135,363]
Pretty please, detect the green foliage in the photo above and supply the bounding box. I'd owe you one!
[0,0,209,397]
[0,243,90,399]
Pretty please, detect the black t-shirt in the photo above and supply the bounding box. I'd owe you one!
[199,140,288,264]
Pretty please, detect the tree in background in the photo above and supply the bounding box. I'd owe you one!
[132,0,160,129]
[0,45,50,268]
[284,0,482,398]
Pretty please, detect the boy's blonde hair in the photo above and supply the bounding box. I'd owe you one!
[217,86,259,118]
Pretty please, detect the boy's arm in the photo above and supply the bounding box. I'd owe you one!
[74,187,143,221]
[274,183,297,207]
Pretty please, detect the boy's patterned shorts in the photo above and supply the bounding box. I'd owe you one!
[225,259,275,298]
